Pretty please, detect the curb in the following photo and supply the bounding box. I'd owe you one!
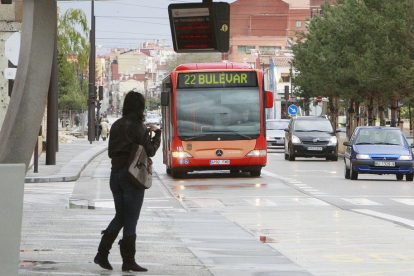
[25,146,108,183]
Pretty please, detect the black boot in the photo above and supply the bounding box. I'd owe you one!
[94,229,120,270]
[119,234,148,272]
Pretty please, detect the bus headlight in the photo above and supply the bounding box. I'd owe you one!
[399,155,412,161]
[172,151,193,158]
[292,135,301,144]
[246,150,267,157]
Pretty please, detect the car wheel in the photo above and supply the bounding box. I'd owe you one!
[350,161,358,180]
[407,173,414,181]
[250,169,261,177]
[344,162,350,179]
[396,174,404,180]
[288,146,295,161]
[331,155,338,161]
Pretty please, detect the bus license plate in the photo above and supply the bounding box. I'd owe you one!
[374,161,395,167]
[210,160,230,165]
[308,147,323,151]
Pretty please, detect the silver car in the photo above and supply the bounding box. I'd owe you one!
[266,119,290,149]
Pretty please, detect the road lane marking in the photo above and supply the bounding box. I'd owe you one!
[192,199,226,208]
[342,198,382,205]
[244,198,277,207]
[391,198,414,206]
[294,198,330,206]
[352,209,414,228]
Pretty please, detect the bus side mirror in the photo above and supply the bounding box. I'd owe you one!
[161,92,169,106]
[266,91,273,108]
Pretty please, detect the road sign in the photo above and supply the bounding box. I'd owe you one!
[288,104,298,116]
[5,68,17,80]
[5,32,21,66]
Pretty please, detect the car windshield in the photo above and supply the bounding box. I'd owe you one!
[267,121,289,130]
[294,120,334,132]
[355,129,405,146]
[176,87,261,140]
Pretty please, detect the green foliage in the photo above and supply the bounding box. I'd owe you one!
[57,53,87,110]
[57,8,90,110]
[146,97,161,111]
[291,0,414,109]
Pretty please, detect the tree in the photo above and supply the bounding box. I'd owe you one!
[57,8,90,110]
[292,0,414,135]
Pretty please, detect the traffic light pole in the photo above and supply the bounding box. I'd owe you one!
[88,0,96,144]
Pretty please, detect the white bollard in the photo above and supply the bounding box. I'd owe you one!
[0,164,25,275]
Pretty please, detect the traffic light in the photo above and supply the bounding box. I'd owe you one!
[99,86,103,100]
[158,105,161,109]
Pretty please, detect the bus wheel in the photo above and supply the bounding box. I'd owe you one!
[166,168,172,175]
[250,169,261,177]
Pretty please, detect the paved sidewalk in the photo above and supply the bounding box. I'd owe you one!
[25,138,108,183]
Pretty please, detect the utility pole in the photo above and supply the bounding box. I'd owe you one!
[88,0,96,143]
[46,2,58,165]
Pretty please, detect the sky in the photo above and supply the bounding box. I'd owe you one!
[58,0,236,55]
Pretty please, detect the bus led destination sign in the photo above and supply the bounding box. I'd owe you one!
[178,72,258,88]
[168,2,230,53]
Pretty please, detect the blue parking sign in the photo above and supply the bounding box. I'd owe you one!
[288,104,298,115]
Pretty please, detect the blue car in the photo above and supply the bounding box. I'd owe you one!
[343,126,414,181]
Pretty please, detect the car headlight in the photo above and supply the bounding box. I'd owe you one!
[292,135,301,144]
[399,155,412,161]
[356,154,370,160]
[328,136,337,146]
[246,150,267,157]
[172,151,193,158]
[266,136,271,140]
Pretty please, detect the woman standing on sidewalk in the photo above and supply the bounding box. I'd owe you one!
[94,91,161,272]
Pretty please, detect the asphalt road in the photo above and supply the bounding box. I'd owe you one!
[152,147,414,276]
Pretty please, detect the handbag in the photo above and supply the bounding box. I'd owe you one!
[124,127,153,189]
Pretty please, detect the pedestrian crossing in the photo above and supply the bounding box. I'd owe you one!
[75,196,414,209]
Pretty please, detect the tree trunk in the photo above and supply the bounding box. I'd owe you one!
[390,98,397,127]
[367,96,374,126]
[348,100,355,138]
[378,101,385,126]
[354,101,360,128]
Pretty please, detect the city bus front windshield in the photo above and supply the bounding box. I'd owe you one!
[176,88,261,141]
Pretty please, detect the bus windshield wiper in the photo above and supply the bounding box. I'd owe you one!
[182,134,208,141]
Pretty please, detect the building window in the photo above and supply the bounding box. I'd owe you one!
[238,46,255,54]
[296,20,302,28]
[280,73,290,83]
[259,46,281,51]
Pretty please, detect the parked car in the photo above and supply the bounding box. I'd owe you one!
[266,119,290,149]
[146,113,161,126]
[343,126,414,181]
[284,116,340,161]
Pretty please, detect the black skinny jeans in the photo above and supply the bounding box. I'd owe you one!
[106,169,145,237]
